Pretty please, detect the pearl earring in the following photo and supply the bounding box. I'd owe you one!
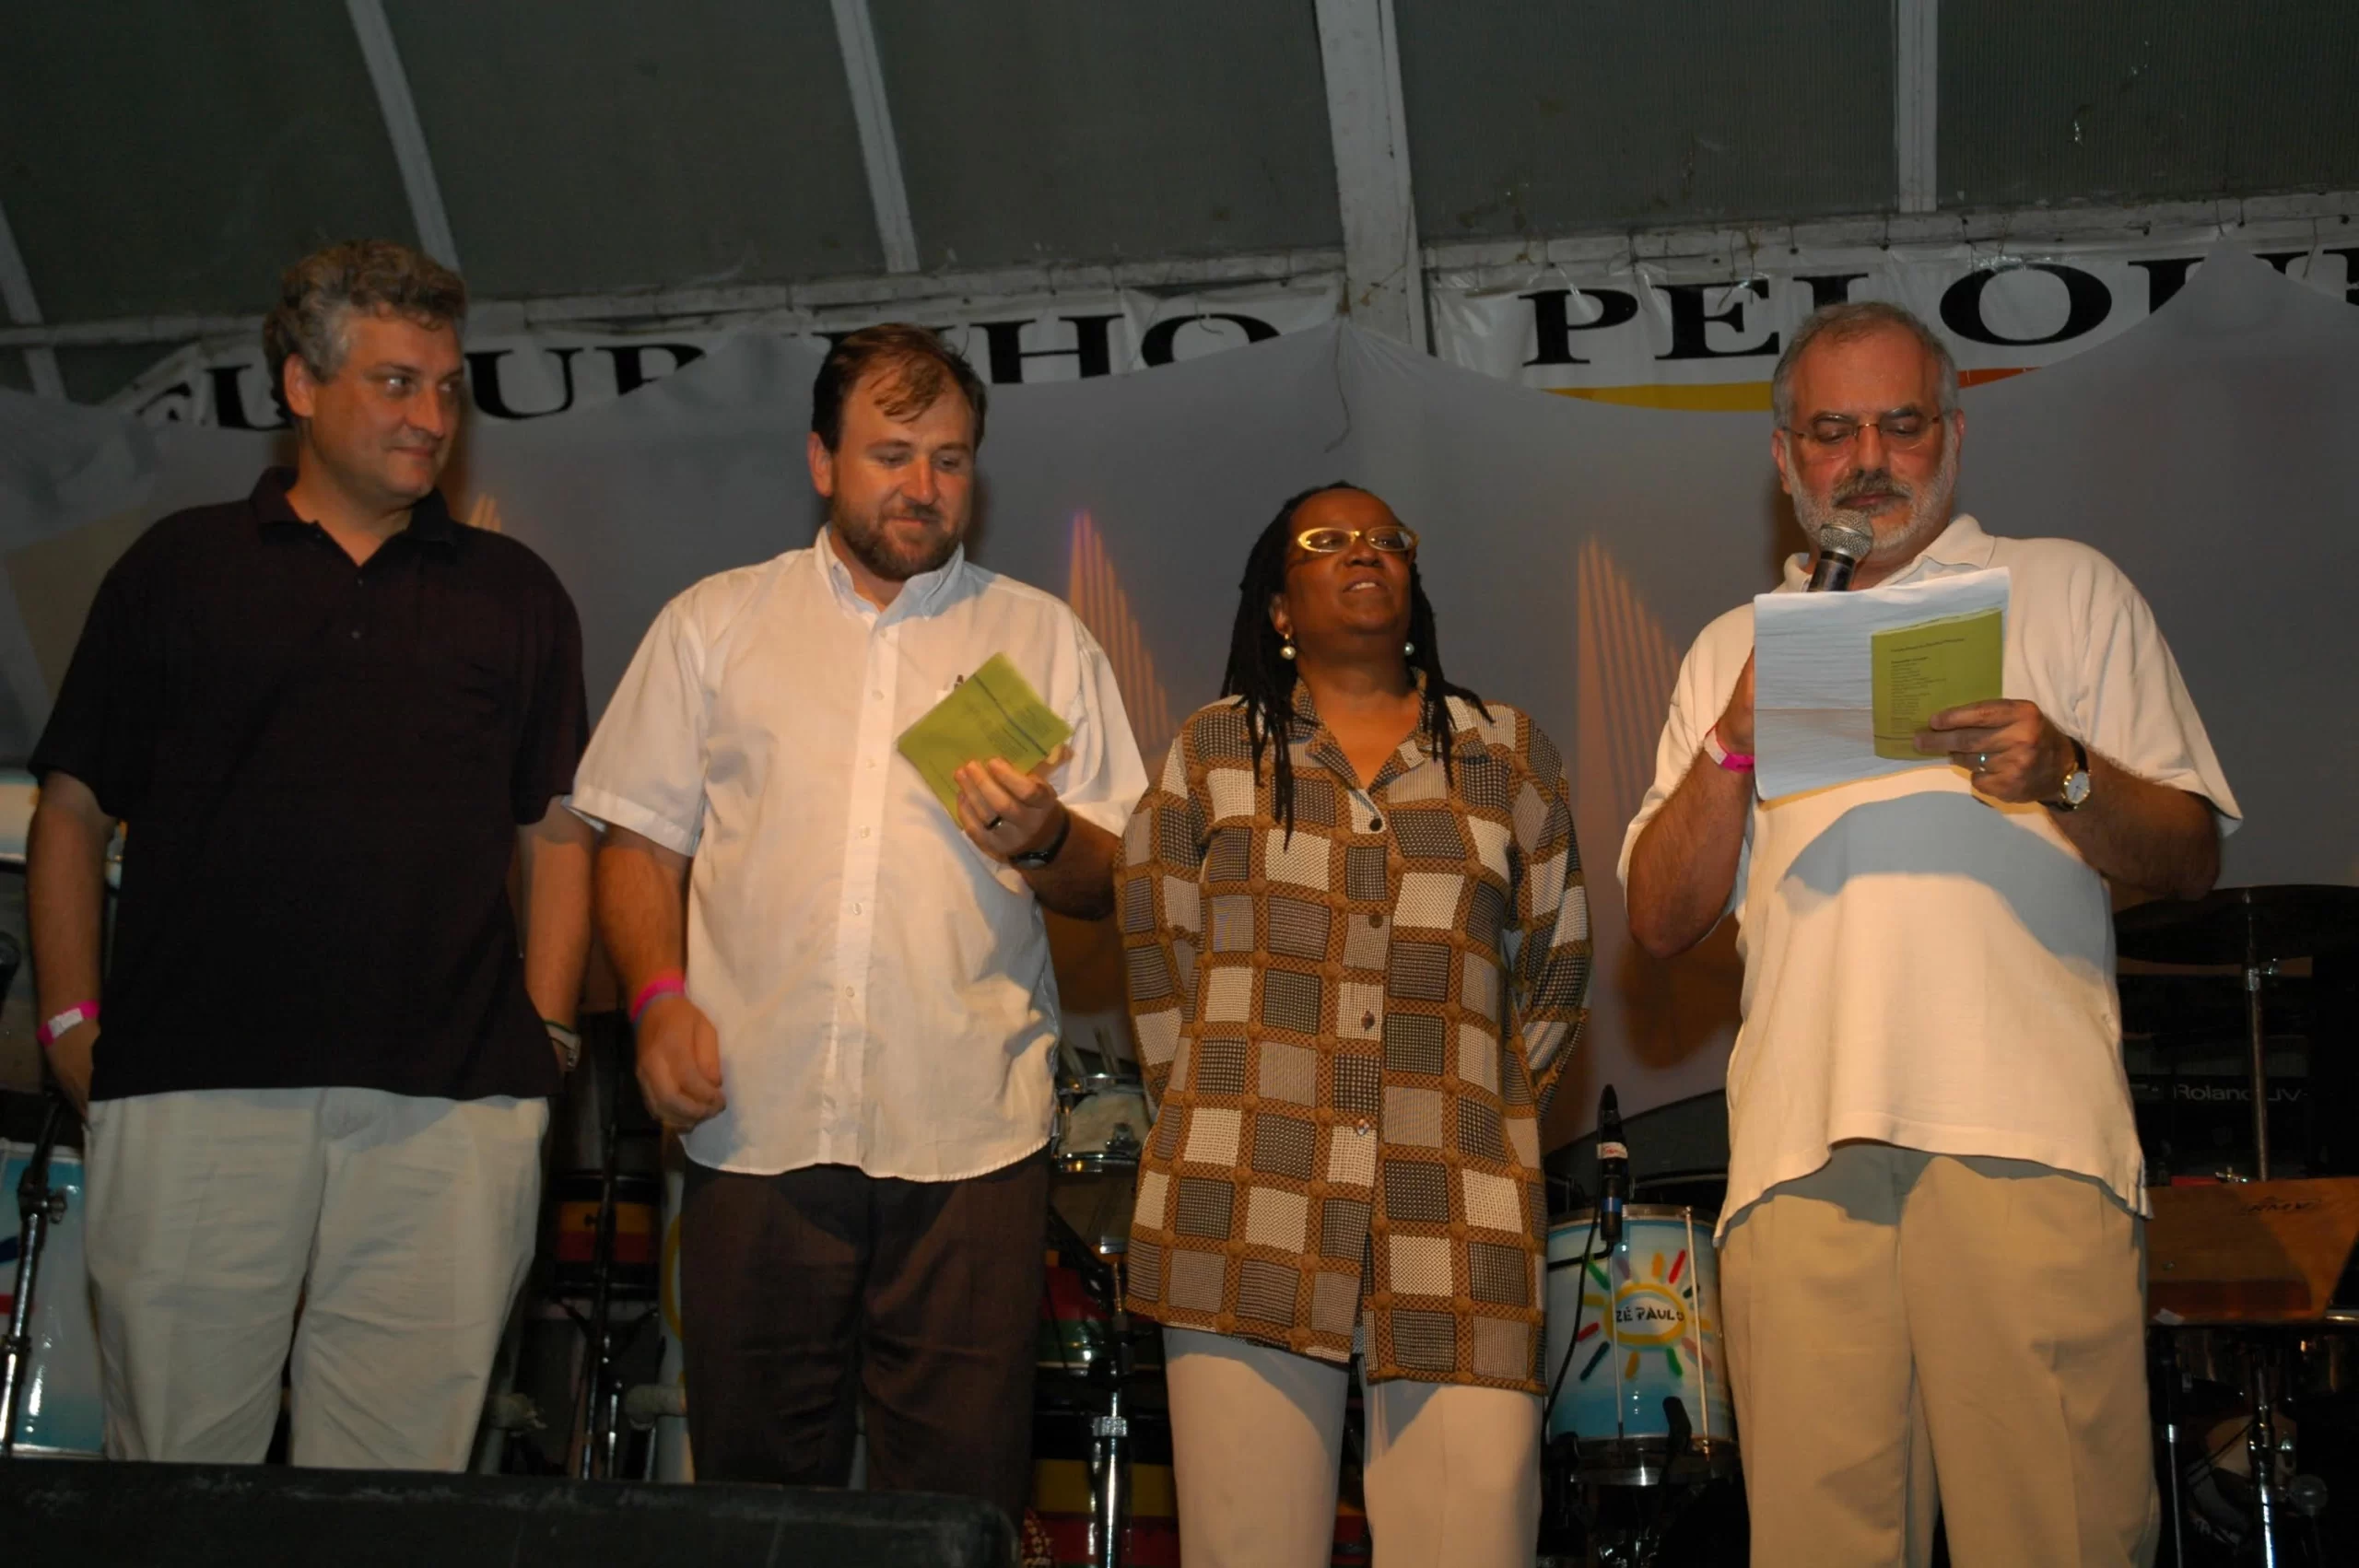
[1279,638,1297,661]
[1403,640,1417,658]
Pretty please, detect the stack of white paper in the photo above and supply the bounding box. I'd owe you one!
[1752,567,2012,800]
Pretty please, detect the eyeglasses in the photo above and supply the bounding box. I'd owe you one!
[1783,408,1946,452]
[1293,524,1419,555]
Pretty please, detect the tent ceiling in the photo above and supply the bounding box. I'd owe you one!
[3,0,2356,400]
[1395,0,1896,239]
[1941,1,2359,209]
[393,0,886,296]
[872,0,1341,272]
[0,0,416,321]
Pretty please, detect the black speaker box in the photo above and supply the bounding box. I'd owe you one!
[0,1462,1015,1568]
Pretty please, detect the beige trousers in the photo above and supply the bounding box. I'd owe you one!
[1163,1327,1541,1568]
[84,1086,546,1469]
[1720,1142,2159,1567]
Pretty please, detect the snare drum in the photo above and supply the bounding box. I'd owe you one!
[1,1142,105,1457]
[1544,1204,1735,1484]
[1050,1077,1149,1174]
[1049,1074,1150,1256]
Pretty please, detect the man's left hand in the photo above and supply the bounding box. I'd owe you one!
[954,744,1074,862]
[1916,699,2076,805]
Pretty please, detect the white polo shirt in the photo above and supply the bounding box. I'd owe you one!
[1618,516,2239,1232]
[572,529,1148,1181]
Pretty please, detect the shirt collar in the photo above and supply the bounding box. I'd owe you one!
[816,522,968,620]
[1286,670,1469,788]
[1777,512,1993,591]
[251,466,461,550]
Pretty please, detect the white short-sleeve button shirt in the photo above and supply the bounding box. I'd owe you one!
[1619,516,2239,1232]
[573,529,1149,1181]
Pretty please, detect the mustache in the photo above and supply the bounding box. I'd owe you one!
[886,500,945,526]
[1832,467,1911,508]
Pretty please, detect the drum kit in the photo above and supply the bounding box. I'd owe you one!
[1033,1036,1166,1568]
[2120,883,2359,1568]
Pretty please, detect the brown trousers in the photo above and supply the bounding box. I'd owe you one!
[1720,1142,2158,1567]
[678,1153,1048,1524]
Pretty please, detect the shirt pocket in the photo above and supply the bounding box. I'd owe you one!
[413,647,514,769]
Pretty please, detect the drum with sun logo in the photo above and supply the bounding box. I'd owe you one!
[1543,1205,1736,1485]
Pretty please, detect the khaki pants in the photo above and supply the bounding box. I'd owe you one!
[1720,1142,2158,1567]
[1164,1328,1541,1568]
[84,1086,546,1469]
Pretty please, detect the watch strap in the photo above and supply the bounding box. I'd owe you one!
[1010,807,1074,870]
[2045,736,2092,811]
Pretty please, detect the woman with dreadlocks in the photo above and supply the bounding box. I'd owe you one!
[1114,483,1592,1567]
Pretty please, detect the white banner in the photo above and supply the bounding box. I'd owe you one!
[1431,223,2359,409]
[111,279,1344,428]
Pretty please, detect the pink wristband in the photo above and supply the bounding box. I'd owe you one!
[1704,725,1755,773]
[628,972,687,1024]
[37,1000,100,1047]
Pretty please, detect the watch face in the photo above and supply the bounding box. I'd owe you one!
[2064,768,2093,805]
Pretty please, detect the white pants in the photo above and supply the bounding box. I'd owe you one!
[83,1086,546,1469]
[1163,1328,1541,1568]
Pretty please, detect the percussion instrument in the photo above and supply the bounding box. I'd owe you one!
[2,1139,103,1457]
[1543,1204,1734,1487]
[2117,885,2359,1181]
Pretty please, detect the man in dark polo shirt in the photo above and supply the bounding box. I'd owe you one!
[24,239,593,1469]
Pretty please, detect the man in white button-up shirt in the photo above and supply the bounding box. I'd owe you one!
[574,326,1147,1524]
[1622,303,2234,1567]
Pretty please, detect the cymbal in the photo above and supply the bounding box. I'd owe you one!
[2117,884,2359,966]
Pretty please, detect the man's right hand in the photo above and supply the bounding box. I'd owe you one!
[1713,651,1757,758]
[635,994,725,1130]
[48,1021,97,1118]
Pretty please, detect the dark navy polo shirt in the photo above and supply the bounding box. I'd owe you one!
[30,468,587,1102]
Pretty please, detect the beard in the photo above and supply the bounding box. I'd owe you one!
[1791,430,1960,563]
[831,492,966,583]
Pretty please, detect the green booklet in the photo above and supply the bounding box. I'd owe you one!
[897,654,1074,816]
[1871,607,2004,760]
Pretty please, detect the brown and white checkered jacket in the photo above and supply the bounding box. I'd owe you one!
[1118,682,1590,1391]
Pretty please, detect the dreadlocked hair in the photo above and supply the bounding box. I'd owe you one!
[1219,482,1492,839]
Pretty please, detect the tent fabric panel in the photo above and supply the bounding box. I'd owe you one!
[384,0,885,295]
[1940,1,2359,209]
[1392,0,1895,241]
[0,0,417,321]
[870,0,1341,271]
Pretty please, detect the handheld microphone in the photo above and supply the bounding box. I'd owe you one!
[1597,1085,1627,1248]
[1807,519,1874,592]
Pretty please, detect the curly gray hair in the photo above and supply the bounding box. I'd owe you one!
[263,239,467,401]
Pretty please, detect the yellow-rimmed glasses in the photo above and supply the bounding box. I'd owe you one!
[1293,523,1419,555]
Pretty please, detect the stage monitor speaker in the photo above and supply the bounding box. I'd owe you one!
[0,1462,1016,1568]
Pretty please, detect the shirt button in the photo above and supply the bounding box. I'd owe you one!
[1367,816,1384,832]
[1367,913,1384,929]
[349,627,362,639]
[850,903,863,915]
[860,827,871,838]
[1361,1011,1376,1031]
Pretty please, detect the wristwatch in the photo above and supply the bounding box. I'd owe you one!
[2045,736,2093,813]
[1009,807,1074,871]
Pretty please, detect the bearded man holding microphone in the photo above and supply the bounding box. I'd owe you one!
[1621,301,2236,1566]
